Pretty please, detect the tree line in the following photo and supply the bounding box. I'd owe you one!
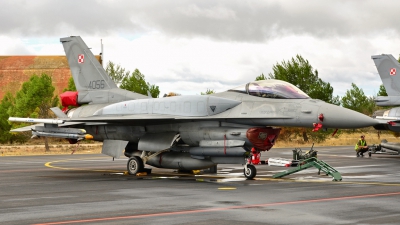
[0,56,391,145]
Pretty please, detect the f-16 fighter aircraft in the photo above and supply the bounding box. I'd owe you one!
[9,36,378,179]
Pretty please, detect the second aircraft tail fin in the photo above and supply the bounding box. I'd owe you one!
[371,54,400,96]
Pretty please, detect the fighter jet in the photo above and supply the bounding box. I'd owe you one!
[9,36,378,179]
[371,54,400,153]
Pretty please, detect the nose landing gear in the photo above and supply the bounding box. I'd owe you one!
[243,148,261,179]
[244,164,257,179]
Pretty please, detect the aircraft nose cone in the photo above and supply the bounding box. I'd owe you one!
[320,103,378,129]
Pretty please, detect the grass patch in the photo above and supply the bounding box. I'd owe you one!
[0,138,102,156]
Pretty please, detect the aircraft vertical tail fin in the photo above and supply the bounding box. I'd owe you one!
[60,36,117,92]
[371,54,400,96]
[60,36,148,105]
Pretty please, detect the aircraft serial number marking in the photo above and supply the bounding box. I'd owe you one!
[89,80,105,89]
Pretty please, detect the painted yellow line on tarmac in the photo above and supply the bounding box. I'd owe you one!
[218,187,237,190]
[45,158,123,173]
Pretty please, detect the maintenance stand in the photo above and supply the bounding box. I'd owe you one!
[272,145,342,181]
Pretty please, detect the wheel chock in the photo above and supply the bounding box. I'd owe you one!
[192,170,201,175]
[136,172,148,176]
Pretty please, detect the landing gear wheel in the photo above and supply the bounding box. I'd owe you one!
[368,151,372,157]
[243,164,257,180]
[127,156,144,175]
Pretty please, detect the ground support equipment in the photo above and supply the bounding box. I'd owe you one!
[292,143,317,160]
[369,144,399,156]
[272,157,342,181]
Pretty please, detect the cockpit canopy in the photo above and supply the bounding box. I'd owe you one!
[229,79,310,99]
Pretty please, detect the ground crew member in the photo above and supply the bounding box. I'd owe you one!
[355,135,368,157]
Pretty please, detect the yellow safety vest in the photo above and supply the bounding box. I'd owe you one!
[354,139,366,150]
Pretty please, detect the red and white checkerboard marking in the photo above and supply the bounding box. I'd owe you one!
[78,54,84,64]
[390,68,396,76]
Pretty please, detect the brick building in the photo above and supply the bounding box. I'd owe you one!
[0,55,101,100]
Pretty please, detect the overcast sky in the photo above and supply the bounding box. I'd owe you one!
[1,0,399,97]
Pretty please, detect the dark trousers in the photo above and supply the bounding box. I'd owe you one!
[357,147,368,155]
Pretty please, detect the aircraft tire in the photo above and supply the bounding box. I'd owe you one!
[127,156,144,175]
[244,164,257,180]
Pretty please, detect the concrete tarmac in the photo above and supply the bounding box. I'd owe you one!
[1,146,400,224]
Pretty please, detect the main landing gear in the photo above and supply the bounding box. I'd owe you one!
[127,156,144,175]
[127,152,155,175]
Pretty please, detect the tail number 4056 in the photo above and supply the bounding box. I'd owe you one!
[89,80,105,89]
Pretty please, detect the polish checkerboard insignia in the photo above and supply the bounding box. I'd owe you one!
[390,68,396,76]
[78,54,84,64]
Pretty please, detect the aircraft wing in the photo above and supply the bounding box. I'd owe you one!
[373,116,400,132]
[9,113,294,132]
[66,114,293,122]
[374,116,400,125]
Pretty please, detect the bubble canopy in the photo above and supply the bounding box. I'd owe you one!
[228,80,310,99]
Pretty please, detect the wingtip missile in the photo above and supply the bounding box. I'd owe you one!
[9,117,65,124]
